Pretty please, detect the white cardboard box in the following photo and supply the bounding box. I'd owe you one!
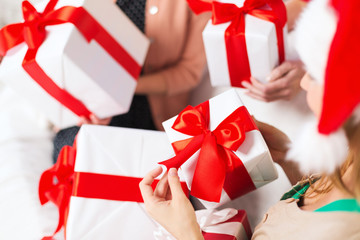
[0,0,149,128]
[65,125,185,239]
[203,0,288,87]
[163,89,278,209]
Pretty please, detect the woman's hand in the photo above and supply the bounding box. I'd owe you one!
[254,119,302,184]
[77,114,112,126]
[242,61,305,102]
[140,167,204,240]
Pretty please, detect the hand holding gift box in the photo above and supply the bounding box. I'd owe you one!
[161,89,278,209]
[186,0,287,87]
[39,126,188,239]
[0,0,149,128]
[154,208,252,240]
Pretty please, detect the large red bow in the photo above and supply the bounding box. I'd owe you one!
[0,0,141,119]
[160,102,257,202]
[187,0,287,87]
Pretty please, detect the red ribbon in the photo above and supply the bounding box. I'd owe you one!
[72,172,189,202]
[0,0,141,119]
[202,210,252,240]
[160,101,257,202]
[186,0,287,87]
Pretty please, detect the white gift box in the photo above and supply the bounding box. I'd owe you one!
[162,89,278,209]
[154,208,252,240]
[0,0,149,128]
[202,0,288,87]
[64,125,186,239]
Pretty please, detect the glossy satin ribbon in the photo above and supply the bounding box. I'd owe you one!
[0,0,141,119]
[39,144,77,239]
[160,101,257,202]
[186,0,287,87]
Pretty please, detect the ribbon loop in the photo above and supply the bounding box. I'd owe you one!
[22,1,47,49]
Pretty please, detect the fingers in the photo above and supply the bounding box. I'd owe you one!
[90,114,112,125]
[139,166,163,203]
[154,171,169,199]
[268,61,293,82]
[77,116,90,126]
[77,115,112,126]
[243,77,288,102]
[167,168,186,200]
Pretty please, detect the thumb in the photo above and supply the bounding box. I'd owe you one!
[167,168,185,199]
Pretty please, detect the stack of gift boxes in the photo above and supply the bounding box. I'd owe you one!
[0,0,288,239]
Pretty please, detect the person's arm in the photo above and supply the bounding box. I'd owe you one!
[253,118,303,185]
[135,11,210,96]
[140,167,204,240]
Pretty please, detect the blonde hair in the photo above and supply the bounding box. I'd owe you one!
[305,117,360,202]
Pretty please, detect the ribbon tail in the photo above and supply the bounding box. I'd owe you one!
[226,16,251,87]
[191,134,226,202]
[159,135,204,170]
[22,49,92,119]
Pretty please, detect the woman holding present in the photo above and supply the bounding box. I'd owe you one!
[139,0,360,239]
[53,0,210,160]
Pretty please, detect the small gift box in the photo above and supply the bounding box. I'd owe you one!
[39,125,188,239]
[187,0,288,87]
[154,208,252,240]
[162,89,278,209]
[0,0,149,128]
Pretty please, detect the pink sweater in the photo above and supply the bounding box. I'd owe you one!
[142,0,210,130]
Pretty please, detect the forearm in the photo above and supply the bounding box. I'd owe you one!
[135,73,167,95]
[277,158,304,185]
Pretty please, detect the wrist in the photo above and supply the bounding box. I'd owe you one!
[177,222,203,240]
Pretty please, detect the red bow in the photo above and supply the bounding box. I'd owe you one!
[160,102,257,202]
[39,143,77,239]
[0,0,141,120]
[187,0,287,87]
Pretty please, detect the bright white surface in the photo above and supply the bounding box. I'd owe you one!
[0,84,59,240]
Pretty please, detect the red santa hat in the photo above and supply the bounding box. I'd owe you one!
[286,0,360,174]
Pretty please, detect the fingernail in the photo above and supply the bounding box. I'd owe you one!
[168,168,178,177]
[266,76,272,81]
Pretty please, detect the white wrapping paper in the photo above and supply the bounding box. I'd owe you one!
[65,125,184,239]
[0,0,149,128]
[163,89,278,209]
